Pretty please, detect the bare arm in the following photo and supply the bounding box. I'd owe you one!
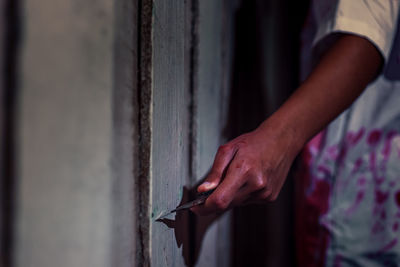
[272,34,382,145]
[192,34,383,215]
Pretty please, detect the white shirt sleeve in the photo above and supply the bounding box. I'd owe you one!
[312,0,400,60]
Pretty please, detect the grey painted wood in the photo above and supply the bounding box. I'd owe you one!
[149,1,237,266]
[194,1,228,266]
[150,1,191,266]
[13,0,137,266]
[194,1,238,266]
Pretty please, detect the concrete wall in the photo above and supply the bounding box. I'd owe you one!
[13,0,137,266]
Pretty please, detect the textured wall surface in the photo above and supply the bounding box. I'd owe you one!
[14,0,136,266]
[149,1,236,266]
[150,1,191,266]
[193,0,236,266]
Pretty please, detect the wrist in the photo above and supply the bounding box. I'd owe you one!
[257,114,306,156]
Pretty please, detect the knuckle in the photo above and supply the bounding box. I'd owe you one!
[217,144,231,155]
[213,196,229,211]
[242,162,252,172]
[234,136,248,148]
[253,175,267,190]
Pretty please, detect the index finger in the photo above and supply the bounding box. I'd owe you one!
[192,157,247,215]
[197,144,237,192]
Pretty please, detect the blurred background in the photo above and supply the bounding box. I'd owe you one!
[0,0,309,266]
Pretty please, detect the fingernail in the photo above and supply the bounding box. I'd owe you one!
[201,182,215,190]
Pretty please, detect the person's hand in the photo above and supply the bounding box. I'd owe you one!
[191,34,383,216]
[191,120,302,216]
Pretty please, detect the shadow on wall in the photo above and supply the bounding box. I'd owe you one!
[157,181,221,267]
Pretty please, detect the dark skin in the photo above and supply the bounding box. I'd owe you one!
[191,34,383,216]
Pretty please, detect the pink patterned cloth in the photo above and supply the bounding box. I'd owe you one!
[296,1,400,266]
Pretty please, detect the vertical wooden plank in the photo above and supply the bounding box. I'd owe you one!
[14,0,118,266]
[150,1,191,266]
[194,1,225,266]
[148,1,237,266]
[193,1,237,266]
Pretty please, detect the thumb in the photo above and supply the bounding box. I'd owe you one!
[197,144,236,193]
[197,173,220,192]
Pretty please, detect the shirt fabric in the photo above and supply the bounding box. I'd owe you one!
[297,1,400,266]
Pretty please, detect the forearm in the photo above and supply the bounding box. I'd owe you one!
[193,34,384,214]
[259,34,383,150]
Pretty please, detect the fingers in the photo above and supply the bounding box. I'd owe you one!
[231,173,269,206]
[229,184,253,207]
[197,144,237,193]
[192,184,250,216]
[192,169,277,215]
[243,188,274,205]
[192,157,249,215]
